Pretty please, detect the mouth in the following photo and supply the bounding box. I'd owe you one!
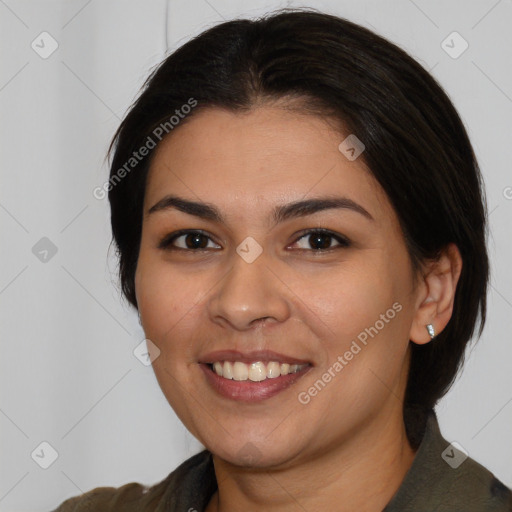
[209,360,308,381]
[198,350,312,402]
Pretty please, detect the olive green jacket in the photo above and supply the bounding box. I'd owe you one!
[52,410,512,511]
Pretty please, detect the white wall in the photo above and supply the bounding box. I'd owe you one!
[1,0,511,510]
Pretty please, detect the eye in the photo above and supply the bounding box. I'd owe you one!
[158,230,221,251]
[290,229,351,251]
[158,228,351,252]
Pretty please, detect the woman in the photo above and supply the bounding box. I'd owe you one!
[53,8,512,512]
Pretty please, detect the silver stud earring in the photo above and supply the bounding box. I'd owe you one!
[426,323,435,340]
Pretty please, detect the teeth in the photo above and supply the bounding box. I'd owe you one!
[213,362,223,377]
[266,361,280,379]
[233,361,248,381]
[211,360,307,381]
[248,362,267,382]
[223,361,233,379]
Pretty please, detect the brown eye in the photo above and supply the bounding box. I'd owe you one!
[158,228,350,253]
[291,229,351,251]
[158,230,221,251]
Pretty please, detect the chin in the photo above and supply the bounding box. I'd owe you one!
[204,434,305,469]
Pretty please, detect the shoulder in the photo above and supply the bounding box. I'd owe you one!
[440,454,512,511]
[387,408,512,511]
[51,450,214,512]
[51,481,165,512]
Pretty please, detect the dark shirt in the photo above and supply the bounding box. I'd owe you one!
[52,409,512,511]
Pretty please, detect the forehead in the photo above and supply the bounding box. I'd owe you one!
[145,106,391,222]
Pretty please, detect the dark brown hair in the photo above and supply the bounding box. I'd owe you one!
[107,8,489,418]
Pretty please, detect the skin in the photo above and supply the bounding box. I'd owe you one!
[134,104,462,512]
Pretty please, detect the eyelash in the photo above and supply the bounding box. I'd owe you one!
[157,228,351,253]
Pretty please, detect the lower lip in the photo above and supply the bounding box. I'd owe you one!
[199,363,311,402]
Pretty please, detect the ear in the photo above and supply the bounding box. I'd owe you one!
[409,243,463,345]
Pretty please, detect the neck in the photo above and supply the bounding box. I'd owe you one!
[206,405,417,512]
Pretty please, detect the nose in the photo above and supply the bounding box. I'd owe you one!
[207,250,291,331]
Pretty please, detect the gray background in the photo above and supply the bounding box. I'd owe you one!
[1,0,511,510]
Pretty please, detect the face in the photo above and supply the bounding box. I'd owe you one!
[135,105,421,469]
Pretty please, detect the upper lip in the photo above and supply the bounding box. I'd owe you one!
[199,349,312,365]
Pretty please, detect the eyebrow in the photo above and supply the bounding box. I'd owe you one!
[146,194,374,225]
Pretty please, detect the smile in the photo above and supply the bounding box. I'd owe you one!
[210,361,308,381]
[200,362,311,402]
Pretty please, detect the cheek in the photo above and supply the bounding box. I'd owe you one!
[310,258,410,386]
[313,263,395,338]
[135,255,197,346]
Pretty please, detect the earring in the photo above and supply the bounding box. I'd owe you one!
[426,323,435,340]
